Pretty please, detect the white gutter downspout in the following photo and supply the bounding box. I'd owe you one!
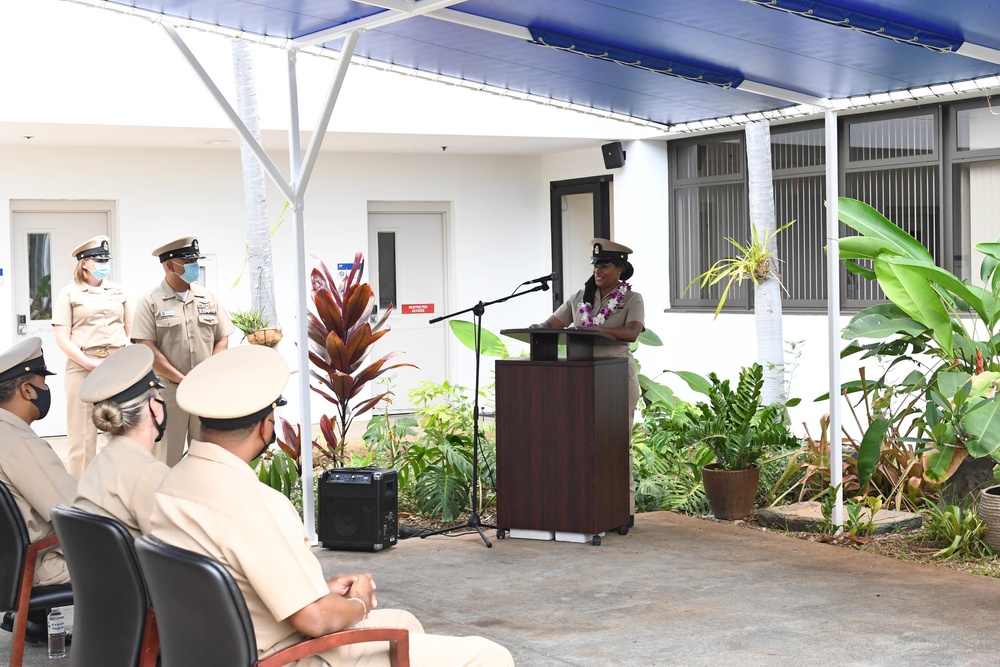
[825,108,843,531]
[161,23,361,541]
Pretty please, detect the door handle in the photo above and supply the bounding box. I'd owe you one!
[370,303,379,324]
[17,314,27,335]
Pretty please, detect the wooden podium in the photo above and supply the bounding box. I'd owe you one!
[494,328,630,545]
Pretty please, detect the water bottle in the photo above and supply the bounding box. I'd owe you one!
[47,608,66,659]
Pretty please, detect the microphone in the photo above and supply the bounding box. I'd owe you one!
[521,272,558,286]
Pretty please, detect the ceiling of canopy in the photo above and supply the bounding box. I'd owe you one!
[97,0,1000,130]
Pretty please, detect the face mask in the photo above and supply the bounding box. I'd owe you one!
[177,262,201,284]
[89,262,110,281]
[27,382,51,421]
[150,398,168,442]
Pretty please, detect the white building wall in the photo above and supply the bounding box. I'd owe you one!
[0,143,553,420]
[1,141,861,436]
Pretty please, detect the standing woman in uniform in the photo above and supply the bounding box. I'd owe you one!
[53,236,131,479]
[74,345,170,538]
[536,238,645,518]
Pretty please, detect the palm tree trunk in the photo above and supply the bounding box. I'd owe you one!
[745,120,785,404]
[232,39,278,328]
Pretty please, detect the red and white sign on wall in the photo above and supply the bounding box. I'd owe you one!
[402,303,434,315]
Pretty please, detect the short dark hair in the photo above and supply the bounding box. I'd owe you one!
[0,375,31,404]
[200,421,258,438]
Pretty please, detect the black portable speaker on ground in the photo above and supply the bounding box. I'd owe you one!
[318,467,398,551]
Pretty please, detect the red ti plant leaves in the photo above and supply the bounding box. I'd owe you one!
[304,252,417,466]
[276,417,302,466]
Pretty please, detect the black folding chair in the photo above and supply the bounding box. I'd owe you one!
[51,505,158,667]
[134,535,408,667]
[0,483,73,667]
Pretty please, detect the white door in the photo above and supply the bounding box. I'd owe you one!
[367,208,448,413]
[11,201,112,437]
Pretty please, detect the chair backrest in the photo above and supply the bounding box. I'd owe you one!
[0,482,30,612]
[135,535,258,667]
[50,505,151,667]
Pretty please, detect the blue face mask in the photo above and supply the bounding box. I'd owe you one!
[177,262,201,284]
[89,262,110,281]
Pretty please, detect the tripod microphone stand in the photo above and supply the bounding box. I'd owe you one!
[420,280,552,548]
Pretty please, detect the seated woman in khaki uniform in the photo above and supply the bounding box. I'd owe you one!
[74,345,170,538]
[151,346,515,667]
[53,235,132,479]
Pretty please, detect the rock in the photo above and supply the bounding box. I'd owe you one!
[940,456,996,508]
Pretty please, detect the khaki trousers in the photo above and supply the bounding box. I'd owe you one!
[284,609,514,667]
[153,380,199,466]
[35,549,70,586]
[628,355,639,515]
[64,361,97,479]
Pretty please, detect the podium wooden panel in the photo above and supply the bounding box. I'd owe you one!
[495,329,630,538]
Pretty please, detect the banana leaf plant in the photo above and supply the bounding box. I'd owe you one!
[303,252,416,466]
[836,197,1000,483]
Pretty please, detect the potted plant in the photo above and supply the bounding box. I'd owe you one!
[977,482,1000,552]
[231,306,282,347]
[684,363,798,520]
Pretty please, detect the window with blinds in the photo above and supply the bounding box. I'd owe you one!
[669,109,943,311]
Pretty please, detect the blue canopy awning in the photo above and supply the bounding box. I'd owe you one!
[98,0,1000,129]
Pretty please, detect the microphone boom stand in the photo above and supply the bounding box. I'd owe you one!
[420,280,552,548]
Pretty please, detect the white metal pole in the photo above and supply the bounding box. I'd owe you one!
[825,108,843,530]
[286,49,317,542]
[160,24,294,203]
[296,30,361,199]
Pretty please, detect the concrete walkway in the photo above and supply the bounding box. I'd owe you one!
[5,511,1000,666]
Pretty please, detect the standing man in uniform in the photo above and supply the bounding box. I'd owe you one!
[0,338,76,641]
[132,236,234,466]
[151,346,514,667]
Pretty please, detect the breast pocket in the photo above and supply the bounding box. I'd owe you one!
[155,316,182,330]
[198,314,218,340]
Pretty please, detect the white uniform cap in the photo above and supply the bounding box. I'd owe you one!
[79,346,162,405]
[177,345,289,429]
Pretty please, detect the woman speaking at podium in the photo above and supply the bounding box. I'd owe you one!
[534,238,645,518]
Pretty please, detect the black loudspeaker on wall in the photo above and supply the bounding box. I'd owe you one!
[318,467,398,551]
[602,141,626,169]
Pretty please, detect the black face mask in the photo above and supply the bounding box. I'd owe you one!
[150,398,168,443]
[27,382,51,421]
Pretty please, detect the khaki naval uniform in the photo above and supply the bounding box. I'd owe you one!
[52,279,131,478]
[131,280,234,465]
[553,287,645,412]
[0,408,76,585]
[553,286,644,514]
[151,441,513,667]
[74,435,169,538]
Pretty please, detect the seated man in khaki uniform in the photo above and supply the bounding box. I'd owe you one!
[151,346,514,667]
[131,236,235,466]
[0,338,76,642]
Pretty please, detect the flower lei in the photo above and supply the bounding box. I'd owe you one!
[578,281,631,327]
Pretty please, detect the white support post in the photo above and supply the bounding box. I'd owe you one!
[825,108,843,531]
[160,24,294,203]
[296,30,361,199]
[286,49,317,542]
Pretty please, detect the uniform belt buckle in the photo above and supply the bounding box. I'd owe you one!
[95,348,110,358]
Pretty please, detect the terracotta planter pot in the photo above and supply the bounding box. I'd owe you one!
[976,484,1000,552]
[702,464,761,520]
